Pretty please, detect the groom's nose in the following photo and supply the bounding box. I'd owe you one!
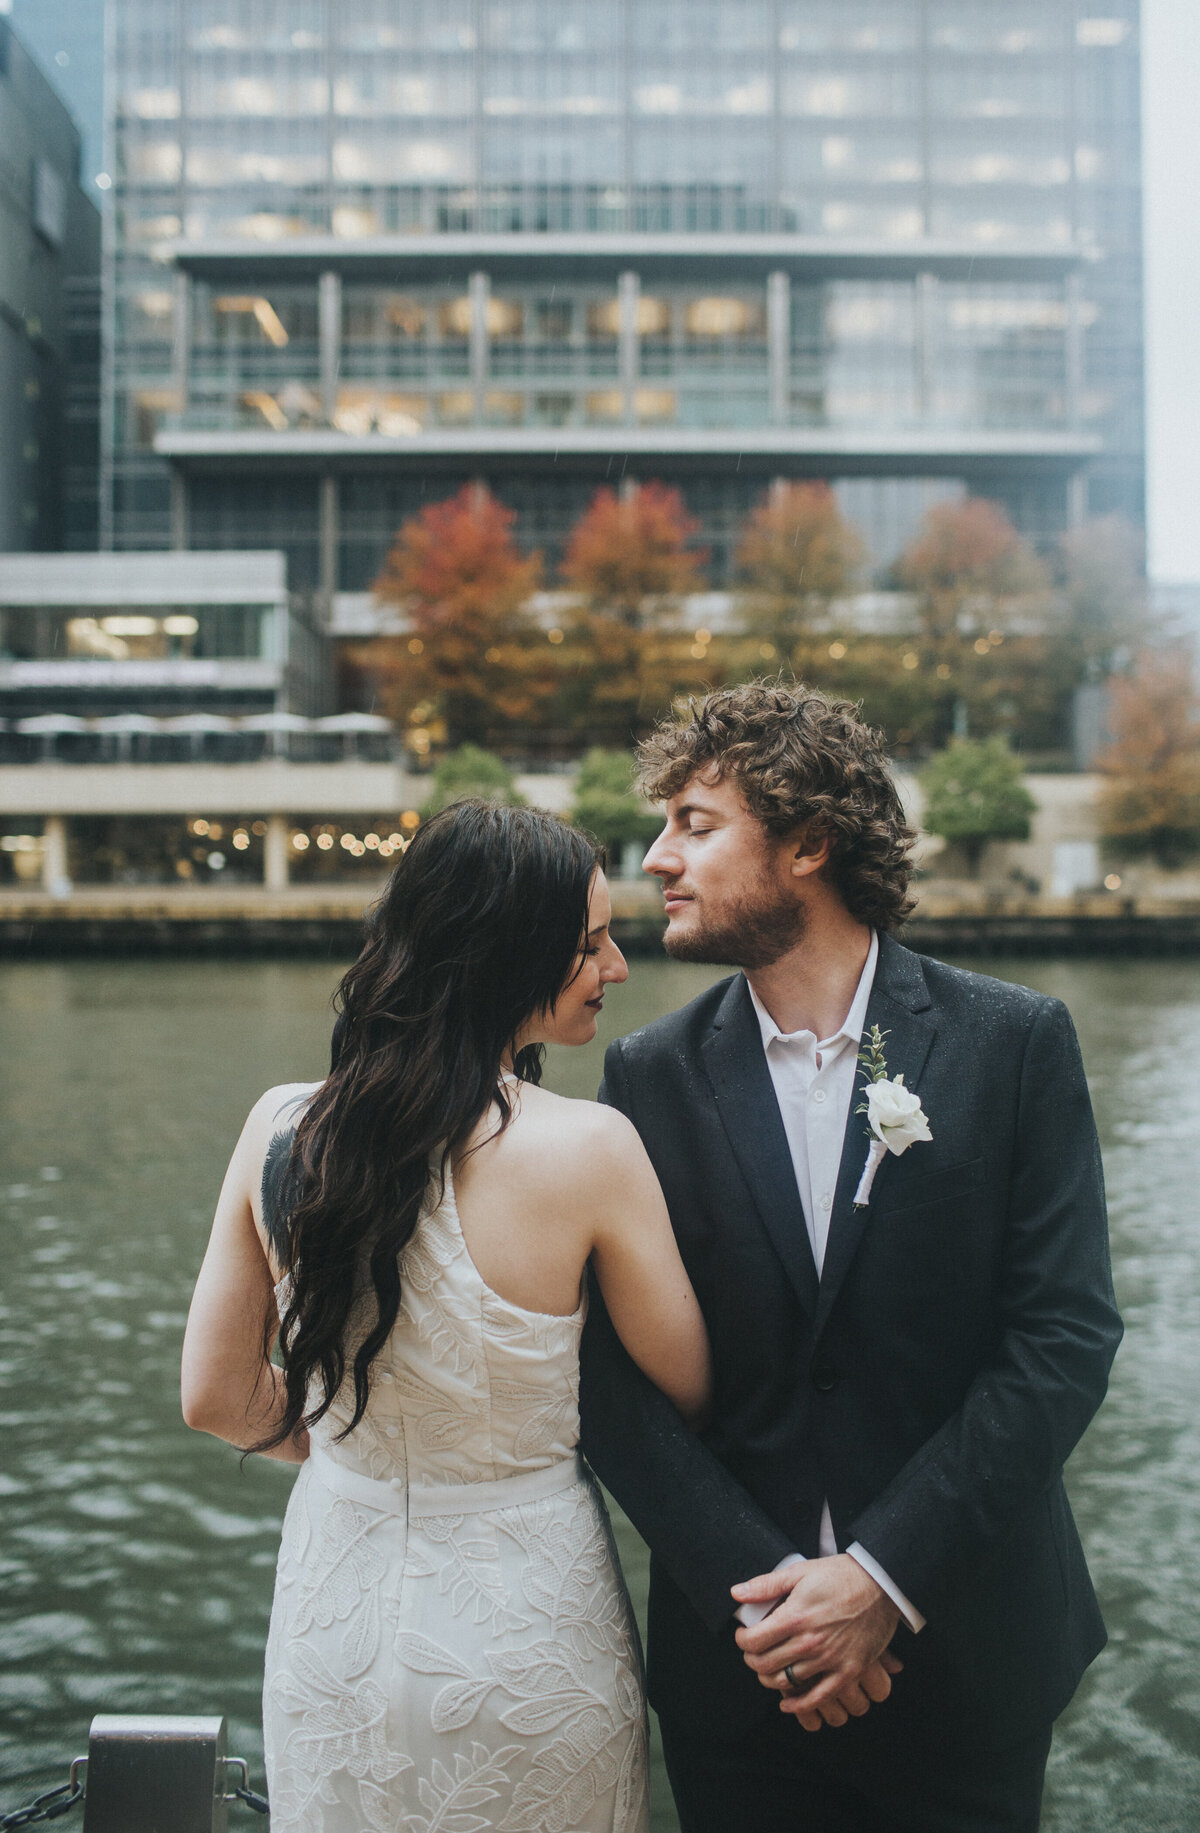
[642,828,675,877]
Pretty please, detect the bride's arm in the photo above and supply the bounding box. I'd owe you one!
[584,1108,712,1424]
[181,1091,309,1464]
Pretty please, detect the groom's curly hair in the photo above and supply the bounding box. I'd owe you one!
[637,678,916,931]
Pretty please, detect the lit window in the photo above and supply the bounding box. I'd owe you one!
[684,297,760,338]
[213,297,290,346]
[1077,19,1129,47]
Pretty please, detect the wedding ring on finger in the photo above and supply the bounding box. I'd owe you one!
[783,1663,802,1693]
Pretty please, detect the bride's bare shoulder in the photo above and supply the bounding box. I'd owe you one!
[510,1084,645,1169]
[245,1082,323,1145]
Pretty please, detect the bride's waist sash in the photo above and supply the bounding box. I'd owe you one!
[308,1440,586,1519]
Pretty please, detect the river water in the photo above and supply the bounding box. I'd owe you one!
[1,954,1198,1831]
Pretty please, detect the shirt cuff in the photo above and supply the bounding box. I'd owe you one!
[734,1552,807,1628]
[846,1542,926,1634]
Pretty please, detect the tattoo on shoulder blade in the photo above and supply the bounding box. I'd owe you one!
[261,1127,298,1259]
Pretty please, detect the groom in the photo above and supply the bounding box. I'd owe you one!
[579,681,1122,1832]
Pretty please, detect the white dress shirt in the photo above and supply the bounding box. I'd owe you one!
[737,932,925,1635]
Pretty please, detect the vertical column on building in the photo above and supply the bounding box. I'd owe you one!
[767,271,790,426]
[469,272,490,424]
[264,814,291,892]
[319,271,342,425]
[319,474,339,624]
[41,816,70,896]
[915,271,937,423]
[1065,268,1084,430]
[318,273,343,625]
[169,271,191,550]
[618,271,639,427]
[1065,268,1087,526]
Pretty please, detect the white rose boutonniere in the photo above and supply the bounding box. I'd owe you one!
[853,1024,932,1207]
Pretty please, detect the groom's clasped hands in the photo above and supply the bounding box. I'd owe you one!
[732,1555,904,1734]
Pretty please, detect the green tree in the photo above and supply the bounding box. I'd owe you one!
[921,736,1036,875]
[570,749,660,864]
[420,744,526,817]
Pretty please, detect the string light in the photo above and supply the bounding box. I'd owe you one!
[292,832,310,851]
[316,833,334,850]
[902,652,919,671]
[828,641,847,660]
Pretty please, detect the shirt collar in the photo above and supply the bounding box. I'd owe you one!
[748,929,879,1053]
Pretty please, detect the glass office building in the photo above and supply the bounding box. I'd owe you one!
[106,0,1143,589]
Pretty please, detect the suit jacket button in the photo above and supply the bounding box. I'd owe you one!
[811,1362,838,1393]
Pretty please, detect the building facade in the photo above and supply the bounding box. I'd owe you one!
[107,0,1143,592]
[0,17,101,553]
[0,549,324,725]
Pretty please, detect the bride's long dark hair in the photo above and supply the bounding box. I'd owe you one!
[257,799,602,1453]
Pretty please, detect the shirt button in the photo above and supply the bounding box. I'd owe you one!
[812,1089,827,1104]
[820,1194,832,1211]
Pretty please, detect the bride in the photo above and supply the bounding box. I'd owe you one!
[181,799,711,1833]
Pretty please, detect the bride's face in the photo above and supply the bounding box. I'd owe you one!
[525,869,628,1050]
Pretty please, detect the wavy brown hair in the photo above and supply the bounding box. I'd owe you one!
[255,800,601,1454]
[637,678,915,930]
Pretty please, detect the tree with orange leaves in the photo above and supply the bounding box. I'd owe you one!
[558,482,709,742]
[734,481,865,659]
[891,497,1053,746]
[1098,646,1200,867]
[363,484,545,749]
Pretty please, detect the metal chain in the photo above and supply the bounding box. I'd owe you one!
[0,1760,86,1831]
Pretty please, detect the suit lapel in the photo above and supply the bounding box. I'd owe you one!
[814,935,937,1335]
[701,976,820,1315]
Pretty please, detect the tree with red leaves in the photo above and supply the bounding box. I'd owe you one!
[364,484,545,748]
[561,482,705,625]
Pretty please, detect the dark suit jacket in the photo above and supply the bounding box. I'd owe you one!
[579,933,1122,1748]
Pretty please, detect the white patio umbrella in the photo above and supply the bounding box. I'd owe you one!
[93,712,162,760]
[239,710,312,755]
[160,713,236,731]
[15,713,89,732]
[314,711,394,758]
[160,712,236,756]
[15,712,89,760]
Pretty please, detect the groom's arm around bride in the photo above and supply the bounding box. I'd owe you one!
[579,680,1123,1833]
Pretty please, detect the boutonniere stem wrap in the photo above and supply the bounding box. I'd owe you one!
[853,1025,932,1208]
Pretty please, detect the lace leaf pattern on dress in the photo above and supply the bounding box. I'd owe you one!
[264,1149,648,1832]
[405,1742,522,1833]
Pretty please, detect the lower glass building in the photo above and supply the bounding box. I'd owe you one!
[106,0,1144,589]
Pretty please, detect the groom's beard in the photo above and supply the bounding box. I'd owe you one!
[661,873,806,971]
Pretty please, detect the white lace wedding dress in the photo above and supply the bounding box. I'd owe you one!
[262,1159,650,1833]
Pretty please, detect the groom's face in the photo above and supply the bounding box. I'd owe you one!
[642,771,805,970]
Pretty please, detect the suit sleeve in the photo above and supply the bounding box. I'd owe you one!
[848,997,1123,1618]
[579,1040,795,1633]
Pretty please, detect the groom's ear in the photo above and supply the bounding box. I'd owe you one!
[789,825,833,879]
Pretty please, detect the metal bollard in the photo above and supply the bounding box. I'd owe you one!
[81,1715,231,1833]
